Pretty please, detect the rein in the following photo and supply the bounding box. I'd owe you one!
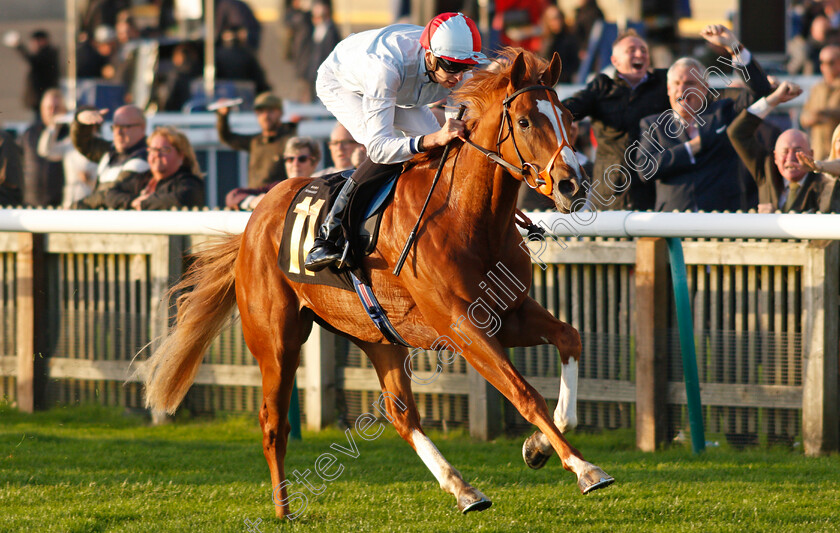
[462,84,569,197]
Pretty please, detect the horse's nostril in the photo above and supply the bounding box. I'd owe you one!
[556,179,576,198]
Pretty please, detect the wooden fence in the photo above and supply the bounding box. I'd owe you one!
[0,229,837,455]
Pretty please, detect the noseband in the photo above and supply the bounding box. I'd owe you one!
[463,84,572,197]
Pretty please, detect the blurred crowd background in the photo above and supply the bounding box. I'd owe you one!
[0,0,831,211]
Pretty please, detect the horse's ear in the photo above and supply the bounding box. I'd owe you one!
[541,52,562,87]
[509,52,528,91]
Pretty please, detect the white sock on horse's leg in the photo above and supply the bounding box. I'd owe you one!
[411,429,467,495]
[554,359,578,433]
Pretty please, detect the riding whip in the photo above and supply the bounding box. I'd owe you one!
[393,104,466,276]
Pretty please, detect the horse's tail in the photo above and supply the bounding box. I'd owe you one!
[141,234,241,414]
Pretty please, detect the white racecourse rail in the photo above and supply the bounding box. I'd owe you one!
[1,209,840,239]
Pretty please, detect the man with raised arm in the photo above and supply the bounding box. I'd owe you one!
[71,105,150,209]
[728,81,840,213]
[303,12,485,272]
[632,25,772,212]
[562,25,765,211]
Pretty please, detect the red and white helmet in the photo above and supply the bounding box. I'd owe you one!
[420,12,486,65]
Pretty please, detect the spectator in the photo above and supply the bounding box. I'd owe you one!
[800,45,840,160]
[114,12,142,98]
[215,27,271,95]
[216,92,297,188]
[492,0,548,53]
[4,29,60,115]
[152,43,201,112]
[729,81,840,213]
[284,0,314,101]
[562,27,764,210]
[214,0,261,51]
[80,0,130,39]
[633,27,772,213]
[539,5,580,83]
[796,122,840,175]
[37,90,98,208]
[77,25,117,79]
[573,0,605,54]
[313,123,363,177]
[20,89,68,207]
[225,136,320,210]
[71,104,150,208]
[106,127,205,210]
[303,1,341,102]
[0,129,24,206]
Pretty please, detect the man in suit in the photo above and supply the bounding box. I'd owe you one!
[632,26,772,212]
[562,24,764,211]
[729,81,840,213]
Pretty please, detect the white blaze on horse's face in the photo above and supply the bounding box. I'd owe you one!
[536,98,583,181]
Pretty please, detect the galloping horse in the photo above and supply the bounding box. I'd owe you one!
[142,48,614,518]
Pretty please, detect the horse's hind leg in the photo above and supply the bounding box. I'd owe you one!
[356,340,491,514]
[238,272,312,518]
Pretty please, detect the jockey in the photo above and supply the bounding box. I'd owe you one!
[304,12,486,272]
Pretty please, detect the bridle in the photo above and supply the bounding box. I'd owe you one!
[462,84,573,197]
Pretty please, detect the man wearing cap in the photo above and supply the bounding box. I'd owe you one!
[216,92,297,189]
[304,12,485,271]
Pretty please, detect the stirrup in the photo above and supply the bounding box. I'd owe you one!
[335,242,353,271]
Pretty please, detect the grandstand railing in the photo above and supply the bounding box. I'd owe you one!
[0,209,836,456]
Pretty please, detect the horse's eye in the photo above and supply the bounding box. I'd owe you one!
[517,118,530,129]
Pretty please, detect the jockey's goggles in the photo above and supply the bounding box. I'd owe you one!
[436,57,473,74]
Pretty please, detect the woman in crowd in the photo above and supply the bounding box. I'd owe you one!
[106,126,204,209]
[225,136,320,211]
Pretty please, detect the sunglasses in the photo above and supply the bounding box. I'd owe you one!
[437,57,473,74]
[284,155,313,163]
[148,146,174,155]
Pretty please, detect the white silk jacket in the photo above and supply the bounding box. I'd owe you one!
[316,24,466,164]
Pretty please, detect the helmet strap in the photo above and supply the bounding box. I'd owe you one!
[424,51,438,82]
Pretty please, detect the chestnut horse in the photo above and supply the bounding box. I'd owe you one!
[142,49,614,518]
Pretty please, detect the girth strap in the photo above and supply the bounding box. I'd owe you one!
[350,272,411,347]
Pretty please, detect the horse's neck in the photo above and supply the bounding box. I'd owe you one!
[438,144,520,240]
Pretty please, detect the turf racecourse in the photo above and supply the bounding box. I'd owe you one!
[1,404,839,532]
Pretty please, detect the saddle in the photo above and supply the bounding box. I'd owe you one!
[276,170,399,292]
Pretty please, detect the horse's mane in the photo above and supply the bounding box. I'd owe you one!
[408,48,550,169]
[454,47,550,121]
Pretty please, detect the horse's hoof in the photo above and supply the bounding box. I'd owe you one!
[522,431,554,470]
[458,488,492,514]
[577,466,615,494]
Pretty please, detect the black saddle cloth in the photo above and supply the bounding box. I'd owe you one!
[276,170,398,291]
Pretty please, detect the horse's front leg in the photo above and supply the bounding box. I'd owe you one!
[356,340,491,513]
[496,298,586,474]
[451,309,613,495]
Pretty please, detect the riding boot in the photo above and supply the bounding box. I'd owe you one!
[304,177,358,271]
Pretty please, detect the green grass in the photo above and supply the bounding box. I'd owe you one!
[1,403,839,532]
